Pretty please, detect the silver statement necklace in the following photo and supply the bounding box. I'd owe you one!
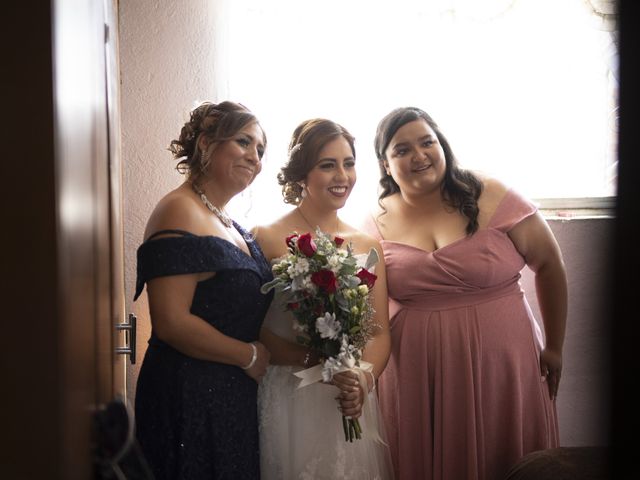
[192,184,233,228]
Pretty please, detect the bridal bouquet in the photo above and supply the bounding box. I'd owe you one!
[261,228,379,442]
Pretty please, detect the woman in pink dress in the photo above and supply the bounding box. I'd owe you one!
[362,106,567,480]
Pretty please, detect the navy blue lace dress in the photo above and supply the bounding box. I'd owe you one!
[133,225,274,480]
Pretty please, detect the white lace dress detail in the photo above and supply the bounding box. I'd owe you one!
[258,254,394,480]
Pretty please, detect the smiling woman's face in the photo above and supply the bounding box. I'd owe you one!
[205,121,265,192]
[384,119,446,197]
[303,136,356,211]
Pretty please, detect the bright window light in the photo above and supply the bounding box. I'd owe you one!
[218,0,618,227]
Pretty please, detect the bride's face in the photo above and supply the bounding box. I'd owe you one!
[303,136,356,211]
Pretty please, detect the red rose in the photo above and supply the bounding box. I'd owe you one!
[285,233,299,250]
[297,233,317,257]
[287,302,300,310]
[311,269,338,294]
[334,236,345,247]
[356,268,377,288]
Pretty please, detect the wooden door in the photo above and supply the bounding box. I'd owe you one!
[2,1,128,478]
[103,0,128,404]
[54,0,129,476]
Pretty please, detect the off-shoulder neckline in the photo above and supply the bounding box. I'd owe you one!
[371,188,516,254]
[142,228,257,263]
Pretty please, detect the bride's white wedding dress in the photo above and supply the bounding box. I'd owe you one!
[258,255,394,480]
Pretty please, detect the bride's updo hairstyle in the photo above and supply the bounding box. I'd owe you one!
[278,118,355,205]
[168,101,266,184]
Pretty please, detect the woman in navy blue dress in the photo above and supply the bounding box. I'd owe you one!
[133,101,274,479]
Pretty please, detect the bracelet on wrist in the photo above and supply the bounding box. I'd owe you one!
[242,342,258,370]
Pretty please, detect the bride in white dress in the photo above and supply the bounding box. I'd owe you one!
[253,118,394,480]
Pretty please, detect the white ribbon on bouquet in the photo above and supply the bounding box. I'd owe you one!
[293,360,387,445]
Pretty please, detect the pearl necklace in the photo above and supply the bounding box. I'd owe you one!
[192,184,233,228]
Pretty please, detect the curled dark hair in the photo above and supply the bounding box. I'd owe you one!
[374,107,482,235]
[278,118,355,205]
[168,101,265,183]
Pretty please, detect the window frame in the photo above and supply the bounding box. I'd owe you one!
[536,196,616,219]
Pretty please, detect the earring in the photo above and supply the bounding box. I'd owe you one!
[299,183,307,199]
[201,147,210,167]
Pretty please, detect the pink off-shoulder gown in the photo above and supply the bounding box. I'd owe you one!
[363,189,559,480]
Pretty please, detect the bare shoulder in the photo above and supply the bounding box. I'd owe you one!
[474,172,508,195]
[475,173,509,207]
[252,211,298,260]
[470,173,510,228]
[144,184,213,240]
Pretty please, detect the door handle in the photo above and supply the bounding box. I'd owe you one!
[116,313,137,364]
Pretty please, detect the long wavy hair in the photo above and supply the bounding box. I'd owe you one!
[374,107,483,235]
[278,118,356,205]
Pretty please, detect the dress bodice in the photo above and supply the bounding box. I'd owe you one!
[365,189,536,311]
[135,225,274,344]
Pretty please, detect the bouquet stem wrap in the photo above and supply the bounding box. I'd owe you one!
[293,360,387,444]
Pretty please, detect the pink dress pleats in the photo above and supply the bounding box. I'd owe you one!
[363,189,559,480]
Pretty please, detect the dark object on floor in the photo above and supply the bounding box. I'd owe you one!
[92,397,155,480]
[504,446,611,480]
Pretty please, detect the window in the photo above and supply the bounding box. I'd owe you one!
[215,0,618,226]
